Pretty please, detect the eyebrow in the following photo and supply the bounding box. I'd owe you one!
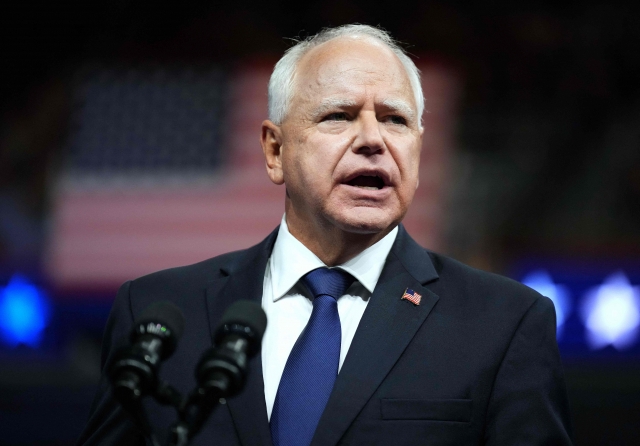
[381,99,416,122]
[310,97,417,122]
[311,99,358,119]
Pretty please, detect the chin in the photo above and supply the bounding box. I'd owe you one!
[329,207,401,235]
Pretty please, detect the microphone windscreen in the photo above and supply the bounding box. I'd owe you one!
[136,301,186,340]
[219,300,267,342]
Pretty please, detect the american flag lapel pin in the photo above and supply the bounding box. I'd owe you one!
[401,288,422,306]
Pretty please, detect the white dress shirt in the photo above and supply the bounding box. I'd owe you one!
[261,216,398,419]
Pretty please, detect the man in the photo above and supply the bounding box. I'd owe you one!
[78,25,573,445]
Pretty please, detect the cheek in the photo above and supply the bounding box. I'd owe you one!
[281,145,329,195]
[397,146,422,194]
[305,135,348,173]
[400,149,419,169]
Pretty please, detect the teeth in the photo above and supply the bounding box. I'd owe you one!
[355,185,379,190]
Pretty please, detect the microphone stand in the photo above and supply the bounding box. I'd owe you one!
[127,402,162,446]
[167,361,237,445]
[118,363,235,446]
[114,359,243,446]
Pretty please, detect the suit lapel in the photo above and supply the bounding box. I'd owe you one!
[311,226,440,446]
[205,228,279,446]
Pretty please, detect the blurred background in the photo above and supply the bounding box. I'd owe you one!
[1,1,639,444]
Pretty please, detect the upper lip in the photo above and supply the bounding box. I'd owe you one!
[341,168,393,187]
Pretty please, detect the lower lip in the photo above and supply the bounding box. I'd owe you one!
[340,184,392,199]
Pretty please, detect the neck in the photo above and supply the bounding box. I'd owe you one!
[284,201,392,266]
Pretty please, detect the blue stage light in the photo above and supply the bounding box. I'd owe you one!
[522,270,572,339]
[0,275,50,348]
[580,272,640,350]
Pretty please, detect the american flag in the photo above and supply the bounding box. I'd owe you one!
[402,288,422,306]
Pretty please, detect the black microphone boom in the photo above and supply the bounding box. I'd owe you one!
[109,301,186,408]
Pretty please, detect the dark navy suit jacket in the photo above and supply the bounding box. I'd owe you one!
[78,226,573,445]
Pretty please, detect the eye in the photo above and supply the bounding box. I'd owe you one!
[385,115,407,126]
[322,112,349,122]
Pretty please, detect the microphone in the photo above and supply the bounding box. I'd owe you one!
[109,301,186,407]
[174,300,266,442]
[195,300,267,402]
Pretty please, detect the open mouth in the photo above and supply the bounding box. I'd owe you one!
[345,175,386,190]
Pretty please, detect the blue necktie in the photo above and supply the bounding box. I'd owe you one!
[271,267,355,446]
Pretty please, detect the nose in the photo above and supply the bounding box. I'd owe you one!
[352,112,385,155]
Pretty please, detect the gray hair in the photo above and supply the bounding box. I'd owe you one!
[267,24,424,128]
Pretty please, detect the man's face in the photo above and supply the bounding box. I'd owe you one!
[264,37,423,238]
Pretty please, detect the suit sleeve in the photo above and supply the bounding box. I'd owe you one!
[76,281,147,446]
[484,295,574,445]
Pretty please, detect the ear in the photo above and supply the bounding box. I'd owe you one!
[261,120,285,185]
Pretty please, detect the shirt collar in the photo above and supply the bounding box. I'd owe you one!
[270,215,398,302]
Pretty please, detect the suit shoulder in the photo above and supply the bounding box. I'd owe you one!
[115,228,278,314]
[129,248,247,291]
[116,248,251,316]
[426,250,546,311]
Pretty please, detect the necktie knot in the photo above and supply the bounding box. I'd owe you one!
[302,267,354,301]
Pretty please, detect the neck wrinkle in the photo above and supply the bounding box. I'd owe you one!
[284,199,389,266]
